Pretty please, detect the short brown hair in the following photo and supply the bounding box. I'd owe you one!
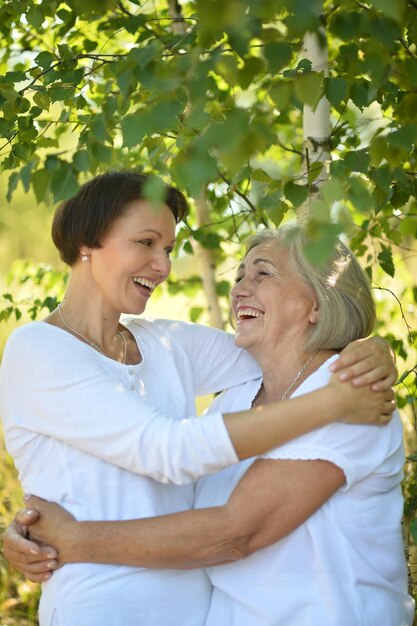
[52,170,188,266]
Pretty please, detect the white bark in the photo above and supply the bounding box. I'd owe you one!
[192,193,225,330]
[167,0,224,328]
[168,0,187,36]
[301,28,331,183]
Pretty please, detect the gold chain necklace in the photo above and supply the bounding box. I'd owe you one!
[57,303,127,364]
[252,350,319,408]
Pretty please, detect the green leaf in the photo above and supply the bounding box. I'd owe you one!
[189,306,204,323]
[350,80,371,109]
[368,166,391,192]
[193,231,222,250]
[304,223,343,266]
[33,91,50,110]
[284,181,308,207]
[269,81,292,109]
[150,99,184,133]
[387,125,417,151]
[73,150,91,172]
[369,136,388,167]
[143,176,166,207]
[378,245,395,277]
[307,161,324,186]
[347,178,375,212]
[121,112,152,149]
[35,51,56,69]
[321,178,345,204]
[12,142,34,162]
[329,9,362,40]
[91,114,107,142]
[6,172,19,202]
[26,6,44,29]
[51,167,79,202]
[20,163,32,193]
[32,169,51,204]
[4,71,27,83]
[324,77,348,107]
[216,281,230,297]
[369,0,407,23]
[90,143,113,164]
[263,42,293,73]
[238,56,265,89]
[344,150,370,174]
[57,44,75,61]
[293,72,323,108]
[15,96,31,113]
[49,85,71,102]
[0,118,11,137]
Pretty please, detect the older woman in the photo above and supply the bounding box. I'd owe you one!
[8,224,413,625]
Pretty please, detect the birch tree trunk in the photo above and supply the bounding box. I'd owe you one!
[192,193,225,329]
[167,0,225,328]
[301,24,331,186]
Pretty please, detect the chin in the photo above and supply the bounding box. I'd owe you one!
[233,333,249,350]
[123,303,147,316]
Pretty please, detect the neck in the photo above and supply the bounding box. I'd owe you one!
[253,345,336,403]
[48,273,123,350]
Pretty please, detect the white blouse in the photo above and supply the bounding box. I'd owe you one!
[0,318,260,626]
[196,355,414,626]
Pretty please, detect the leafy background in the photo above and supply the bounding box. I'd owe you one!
[0,0,416,623]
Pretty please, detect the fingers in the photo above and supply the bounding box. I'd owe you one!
[16,507,40,527]
[370,371,397,391]
[330,352,397,388]
[3,519,41,558]
[6,549,58,582]
[2,523,59,582]
[382,399,396,417]
[2,516,58,578]
[23,494,47,510]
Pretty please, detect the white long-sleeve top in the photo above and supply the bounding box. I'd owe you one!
[0,318,260,626]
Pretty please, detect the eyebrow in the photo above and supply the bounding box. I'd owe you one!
[254,258,275,267]
[237,257,276,272]
[137,229,176,244]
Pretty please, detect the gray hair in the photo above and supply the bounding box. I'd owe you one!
[245,223,376,352]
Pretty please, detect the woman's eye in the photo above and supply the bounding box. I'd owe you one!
[138,239,152,247]
[234,275,244,284]
[165,248,173,258]
[258,270,270,277]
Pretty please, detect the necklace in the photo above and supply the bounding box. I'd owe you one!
[57,303,127,364]
[251,350,319,408]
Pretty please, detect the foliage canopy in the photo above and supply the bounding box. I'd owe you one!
[0,1,416,619]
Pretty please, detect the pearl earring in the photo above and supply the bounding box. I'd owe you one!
[81,254,88,262]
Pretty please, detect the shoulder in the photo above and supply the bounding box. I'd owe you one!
[2,322,55,358]
[125,317,234,344]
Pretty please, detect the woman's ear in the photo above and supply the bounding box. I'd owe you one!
[79,246,93,262]
[309,299,320,324]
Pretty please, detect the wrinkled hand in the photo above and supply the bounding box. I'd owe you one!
[21,496,76,567]
[2,510,58,583]
[329,372,395,425]
[330,337,397,390]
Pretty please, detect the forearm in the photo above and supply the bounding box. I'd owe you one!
[226,385,340,459]
[56,508,246,569]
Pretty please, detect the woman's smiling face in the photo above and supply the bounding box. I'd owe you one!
[85,199,177,316]
[230,242,319,355]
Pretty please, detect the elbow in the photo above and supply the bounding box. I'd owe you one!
[214,514,258,563]
[223,539,252,562]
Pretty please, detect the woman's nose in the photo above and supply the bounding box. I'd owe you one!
[230,278,252,300]
[151,250,171,279]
